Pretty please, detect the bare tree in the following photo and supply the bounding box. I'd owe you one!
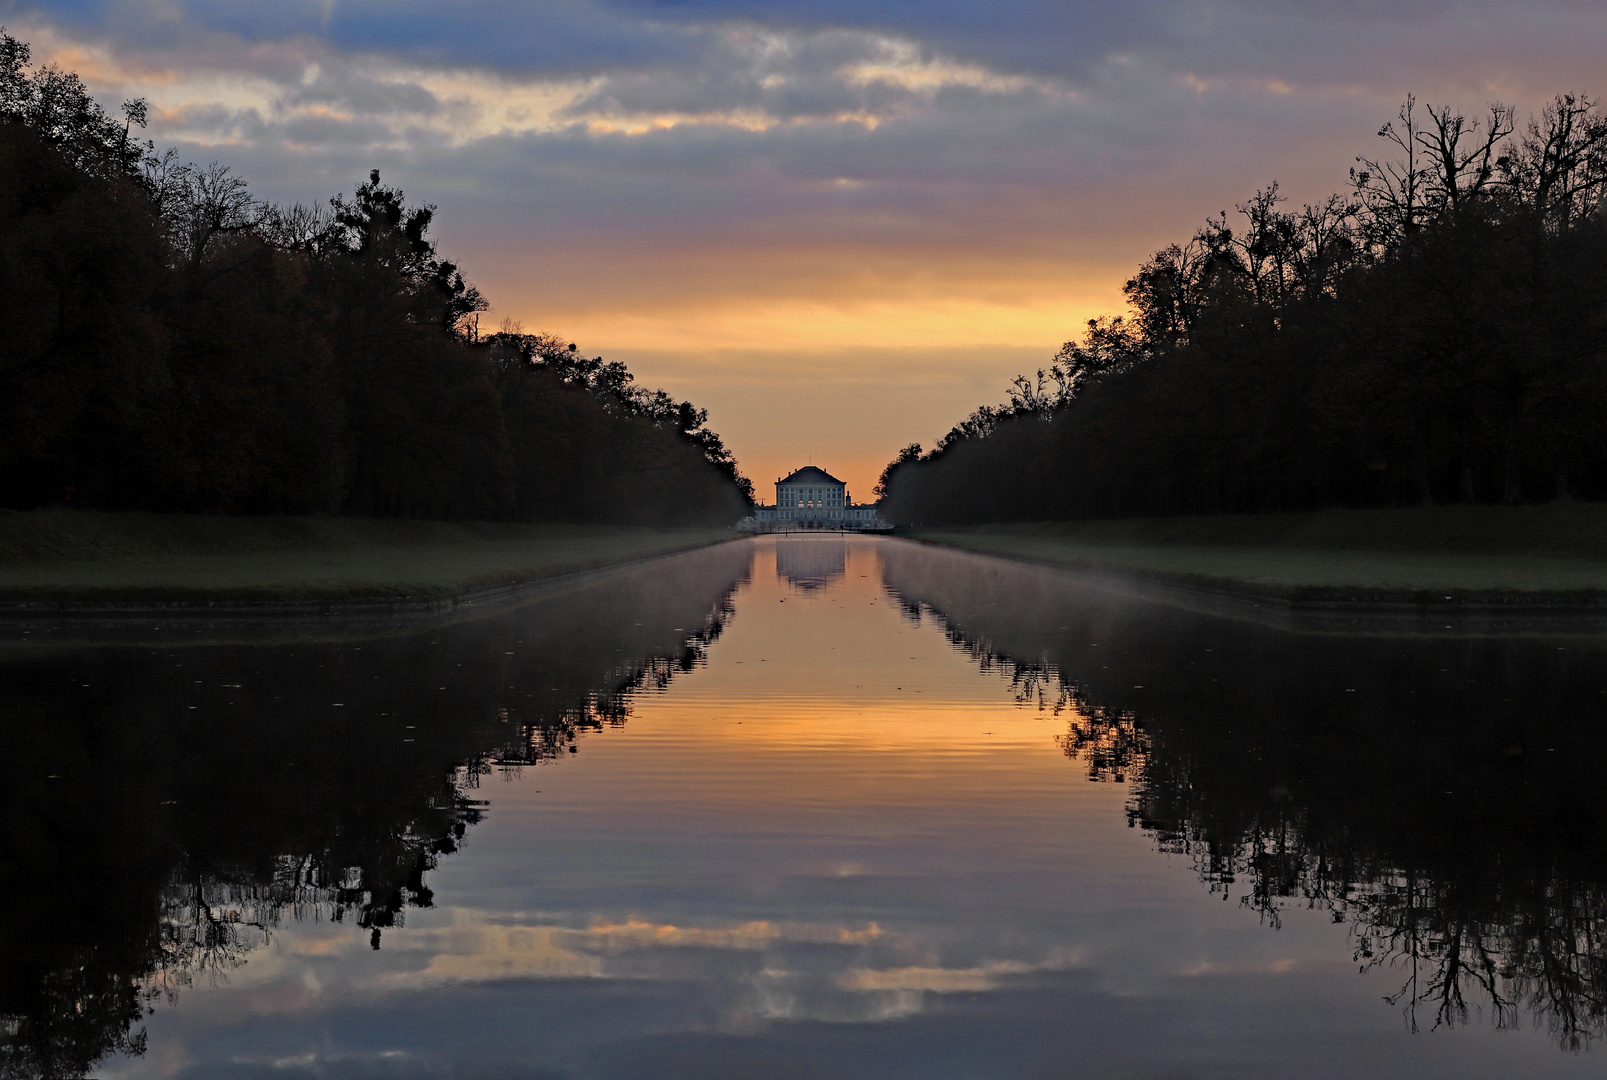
[256,199,336,253]
[1500,93,1607,232]
[1351,96,1514,248]
[1419,101,1515,212]
[1352,96,1432,248]
[175,162,258,268]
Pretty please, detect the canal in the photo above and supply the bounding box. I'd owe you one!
[3,536,1605,1078]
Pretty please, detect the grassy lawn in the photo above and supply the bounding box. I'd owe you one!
[903,505,1607,600]
[0,510,737,604]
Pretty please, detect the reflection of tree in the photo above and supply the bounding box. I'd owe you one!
[0,545,749,1078]
[498,588,736,765]
[1057,707,1144,785]
[1052,693,1607,1045]
[882,542,1607,1051]
[0,969,147,1080]
[1347,866,1607,1046]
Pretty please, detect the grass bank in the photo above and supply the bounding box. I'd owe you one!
[902,505,1607,603]
[0,510,737,607]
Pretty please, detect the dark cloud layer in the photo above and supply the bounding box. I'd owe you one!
[26,0,1602,81]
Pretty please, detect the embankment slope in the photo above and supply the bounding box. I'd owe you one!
[902,505,1607,605]
[0,510,737,609]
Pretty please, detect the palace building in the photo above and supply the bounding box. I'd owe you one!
[740,465,890,532]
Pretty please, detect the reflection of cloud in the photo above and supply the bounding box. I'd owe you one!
[584,916,885,950]
[331,907,1079,1024]
[1180,957,1300,977]
[827,954,1088,1021]
[401,924,603,983]
[366,911,892,989]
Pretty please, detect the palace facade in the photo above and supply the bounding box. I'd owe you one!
[740,465,890,532]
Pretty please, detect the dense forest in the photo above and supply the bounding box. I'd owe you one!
[878,94,1607,525]
[0,32,750,524]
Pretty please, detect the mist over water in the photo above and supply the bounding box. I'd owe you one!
[3,537,1606,1078]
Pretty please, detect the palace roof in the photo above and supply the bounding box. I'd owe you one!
[778,466,844,485]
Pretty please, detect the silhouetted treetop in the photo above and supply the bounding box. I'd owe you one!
[0,28,149,176]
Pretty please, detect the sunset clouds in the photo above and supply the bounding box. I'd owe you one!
[8,0,1604,491]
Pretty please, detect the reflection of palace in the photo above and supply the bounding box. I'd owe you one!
[775,540,848,591]
[741,466,890,532]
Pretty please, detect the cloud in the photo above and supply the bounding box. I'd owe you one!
[18,3,1593,252]
[19,17,1084,152]
[9,0,1605,478]
[838,959,1041,993]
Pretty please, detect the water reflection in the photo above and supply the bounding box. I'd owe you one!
[880,541,1607,1049]
[8,537,1607,1079]
[0,544,751,1079]
[775,539,847,592]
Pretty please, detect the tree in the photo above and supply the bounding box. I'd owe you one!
[1500,93,1607,233]
[330,169,486,338]
[874,443,922,501]
[0,32,751,523]
[879,91,1607,522]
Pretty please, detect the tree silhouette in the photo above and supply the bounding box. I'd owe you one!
[880,92,1607,524]
[0,31,750,522]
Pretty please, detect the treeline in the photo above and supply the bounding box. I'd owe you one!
[879,94,1607,524]
[0,32,750,524]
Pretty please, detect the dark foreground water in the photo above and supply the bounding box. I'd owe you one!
[4,536,1607,1079]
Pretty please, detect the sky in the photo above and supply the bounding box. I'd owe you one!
[6,1,1605,497]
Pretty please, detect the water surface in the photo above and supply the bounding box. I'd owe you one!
[4,537,1606,1078]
